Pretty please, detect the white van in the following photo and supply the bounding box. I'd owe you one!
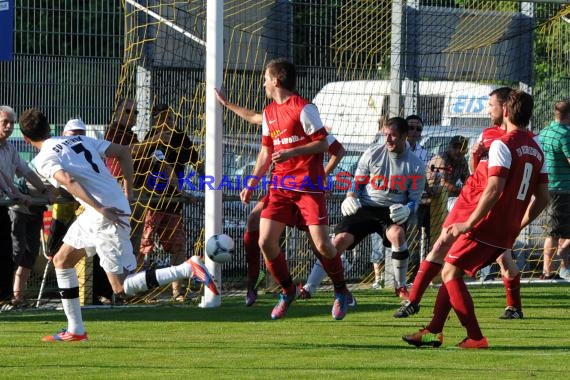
[312,80,497,146]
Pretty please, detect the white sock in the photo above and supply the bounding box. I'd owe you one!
[56,268,85,335]
[123,272,148,295]
[124,262,191,295]
[305,259,326,295]
[155,264,189,285]
[392,257,409,288]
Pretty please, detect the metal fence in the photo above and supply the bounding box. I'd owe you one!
[2,1,570,305]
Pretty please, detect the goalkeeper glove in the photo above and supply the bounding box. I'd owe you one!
[341,196,362,216]
[389,203,411,225]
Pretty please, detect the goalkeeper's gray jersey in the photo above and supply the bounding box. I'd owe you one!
[355,143,426,208]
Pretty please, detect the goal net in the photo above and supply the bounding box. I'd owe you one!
[106,0,570,304]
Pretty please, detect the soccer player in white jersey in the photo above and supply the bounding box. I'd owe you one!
[19,108,218,342]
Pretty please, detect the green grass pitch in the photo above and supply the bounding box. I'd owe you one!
[1,284,568,379]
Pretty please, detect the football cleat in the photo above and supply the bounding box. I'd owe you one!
[402,328,443,348]
[456,336,489,349]
[332,292,348,320]
[254,270,266,290]
[271,289,296,320]
[539,272,561,280]
[187,256,219,295]
[395,286,409,299]
[371,281,382,290]
[297,284,312,300]
[42,328,88,342]
[558,267,570,280]
[347,292,357,308]
[499,306,523,319]
[393,300,420,318]
[245,288,257,307]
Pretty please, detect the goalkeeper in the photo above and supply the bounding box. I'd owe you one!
[334,117,425,297]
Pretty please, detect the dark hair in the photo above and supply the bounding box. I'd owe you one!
[505,90,533,128]
[449,135,469,152]
[405,114,423,125]
[152,103,170,118]
[489,87,513,105]
[265,58,296,91]
[384,116,409,136]
[19,108,51,141]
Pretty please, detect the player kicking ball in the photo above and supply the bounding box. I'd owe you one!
[19,108,218,342]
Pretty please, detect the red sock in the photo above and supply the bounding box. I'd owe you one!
[426,283,451,334]
[265,251,294,295]
[408,260,442,303]
[243,230,260,284]
[502,273,521,310]
[446,277,483,340]
[320,254,347,293]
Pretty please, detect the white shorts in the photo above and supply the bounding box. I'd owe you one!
[63,209,136,275]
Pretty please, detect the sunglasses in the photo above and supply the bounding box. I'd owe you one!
[410,126,422,132]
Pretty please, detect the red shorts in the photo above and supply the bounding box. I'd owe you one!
[140,210,185,255]
[443,197,472,227]
[445,234,505,277]
[261,188,328,226]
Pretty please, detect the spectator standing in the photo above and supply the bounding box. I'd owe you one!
[426,135,469,249]
[0,105,53,303]
[7,160,51,309]
[539,100,570,280]
[104,99,171,257]
[139,104,199,301]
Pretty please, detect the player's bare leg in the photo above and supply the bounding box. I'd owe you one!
[542,236,558,278]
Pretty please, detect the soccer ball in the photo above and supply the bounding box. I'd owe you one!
[205,234,234,263]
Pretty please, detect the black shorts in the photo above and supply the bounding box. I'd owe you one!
[546,192,570,238]
[9,208,44,269]
[334,205,396,251]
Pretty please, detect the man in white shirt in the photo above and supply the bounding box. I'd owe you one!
[19,108,218,342]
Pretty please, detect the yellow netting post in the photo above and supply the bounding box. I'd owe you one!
[76,256,93,306]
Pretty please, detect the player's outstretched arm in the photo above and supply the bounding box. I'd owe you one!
[215,88,262,125]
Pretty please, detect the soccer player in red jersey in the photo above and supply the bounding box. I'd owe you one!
[395,87,529,320]
[215,88,351,307]
[240,58,350,320]
[402,89,549,348]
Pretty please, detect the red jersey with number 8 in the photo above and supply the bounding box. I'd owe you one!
[468,130,547,248]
